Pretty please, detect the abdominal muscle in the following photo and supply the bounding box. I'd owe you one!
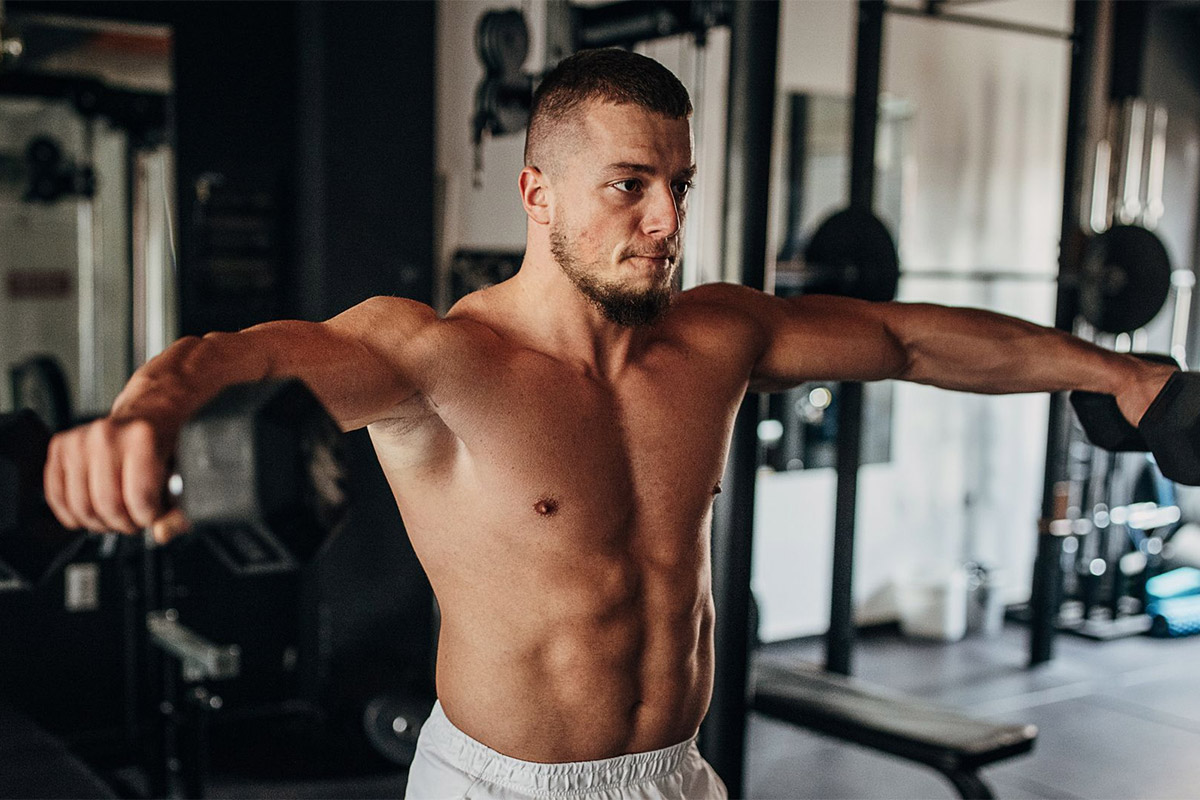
[425,535,716,764]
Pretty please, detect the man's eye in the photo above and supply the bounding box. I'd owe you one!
[673,181,693,197]
[613,179,642,193]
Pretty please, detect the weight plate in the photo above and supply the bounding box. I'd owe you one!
[1079,225,1172,334]
[802,206,900,302]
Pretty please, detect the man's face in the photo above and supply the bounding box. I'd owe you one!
[547,101,695,327]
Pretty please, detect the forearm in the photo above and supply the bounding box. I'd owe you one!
[110,329,275,426]
[109,297,432,432]
[885,304,1174,420]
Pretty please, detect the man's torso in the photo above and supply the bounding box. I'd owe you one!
[367,286,761,762]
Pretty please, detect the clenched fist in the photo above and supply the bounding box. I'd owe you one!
[44,416,189,543]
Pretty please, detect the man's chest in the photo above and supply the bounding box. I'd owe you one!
[430,350,745,534]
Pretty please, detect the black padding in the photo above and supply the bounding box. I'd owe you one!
[0,700,116,799]
[1140,371,1200,486]
[1070,390,1147,451]
[751,661,1037,770]
[1070,353,1180,454]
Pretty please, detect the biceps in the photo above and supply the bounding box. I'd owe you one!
[751,296,909,389]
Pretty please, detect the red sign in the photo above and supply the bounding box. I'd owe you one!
[5,270,73,300]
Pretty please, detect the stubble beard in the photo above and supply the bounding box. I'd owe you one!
[549,222,677,328]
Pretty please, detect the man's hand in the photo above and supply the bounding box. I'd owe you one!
[1114,358,1180,427]
[43,414,188,542]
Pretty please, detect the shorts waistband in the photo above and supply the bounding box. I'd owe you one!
[422,701,696,795]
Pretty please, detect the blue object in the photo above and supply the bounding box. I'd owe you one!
[1147,595,1200,637]
[1145,567,1200,604]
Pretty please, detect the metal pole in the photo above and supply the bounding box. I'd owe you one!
[1029,0,1099,667]
[825,0,884,678]
[702,1,778,795]
[76,117,101,413]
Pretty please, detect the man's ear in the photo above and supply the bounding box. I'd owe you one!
[519,166,551,225]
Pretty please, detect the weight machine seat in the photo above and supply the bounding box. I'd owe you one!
[0,700,116,799]
[751,660,1037,799]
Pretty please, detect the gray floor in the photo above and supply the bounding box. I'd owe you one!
[207,623,1200,799]
[749,624,1200,799]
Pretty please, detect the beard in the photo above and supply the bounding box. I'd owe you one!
[549,222,677,328]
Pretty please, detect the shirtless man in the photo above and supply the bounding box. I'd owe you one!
[45,49,1175,799]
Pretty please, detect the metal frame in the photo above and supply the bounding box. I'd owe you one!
[888,3,1073,41]
[1029,0,1103,666]
[703,3,779,793]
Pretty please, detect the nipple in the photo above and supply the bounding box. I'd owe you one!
[534,497,560,516]
[712,483,722,496]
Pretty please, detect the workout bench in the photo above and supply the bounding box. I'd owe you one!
[751,660,1037,799]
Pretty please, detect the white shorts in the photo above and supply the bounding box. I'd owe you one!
[404,701,728,800]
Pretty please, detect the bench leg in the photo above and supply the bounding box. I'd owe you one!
[941,768,995,800]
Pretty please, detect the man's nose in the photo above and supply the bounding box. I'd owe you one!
[641,184,681,238]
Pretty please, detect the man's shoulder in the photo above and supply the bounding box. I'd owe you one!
[671,281,774,325]
[657,283,776,356]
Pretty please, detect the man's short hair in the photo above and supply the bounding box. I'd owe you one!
[524,48,692,170]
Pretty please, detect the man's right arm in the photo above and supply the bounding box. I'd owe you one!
[44,296,438,536]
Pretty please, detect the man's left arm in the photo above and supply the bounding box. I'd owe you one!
[732,287,1177,426]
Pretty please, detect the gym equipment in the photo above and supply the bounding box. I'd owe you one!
[753,661,1037,800]
[1136,373,1200,486]
[1069,352,1180,451]
[1069,357,1200,487]
[145,608,242,799]
[361,691,433,768]
[1078,224,1172,334]
[798,205,1173,322]
[174,378,348,574]
[801,206,900,303]
[471,9,533,184]
[0,379,348,586]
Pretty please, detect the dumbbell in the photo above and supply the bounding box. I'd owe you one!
[0,379,347,586]
[1069,353,1200,485]
[172,378,348,573]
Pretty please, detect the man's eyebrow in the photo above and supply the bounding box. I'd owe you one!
[600,162,698,180]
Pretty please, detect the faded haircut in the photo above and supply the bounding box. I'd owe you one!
[524,48,692,172]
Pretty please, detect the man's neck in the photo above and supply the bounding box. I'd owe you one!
[502,255,646,381]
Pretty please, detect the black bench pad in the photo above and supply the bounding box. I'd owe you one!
[751,660,1037,773]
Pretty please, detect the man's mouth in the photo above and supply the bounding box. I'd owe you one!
[625,252,675,264]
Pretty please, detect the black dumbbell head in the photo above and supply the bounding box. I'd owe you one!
[177,379,347,574]
[1070,391,1146,452]
[1140,372,1200,486]
[1069,353,1181,453]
